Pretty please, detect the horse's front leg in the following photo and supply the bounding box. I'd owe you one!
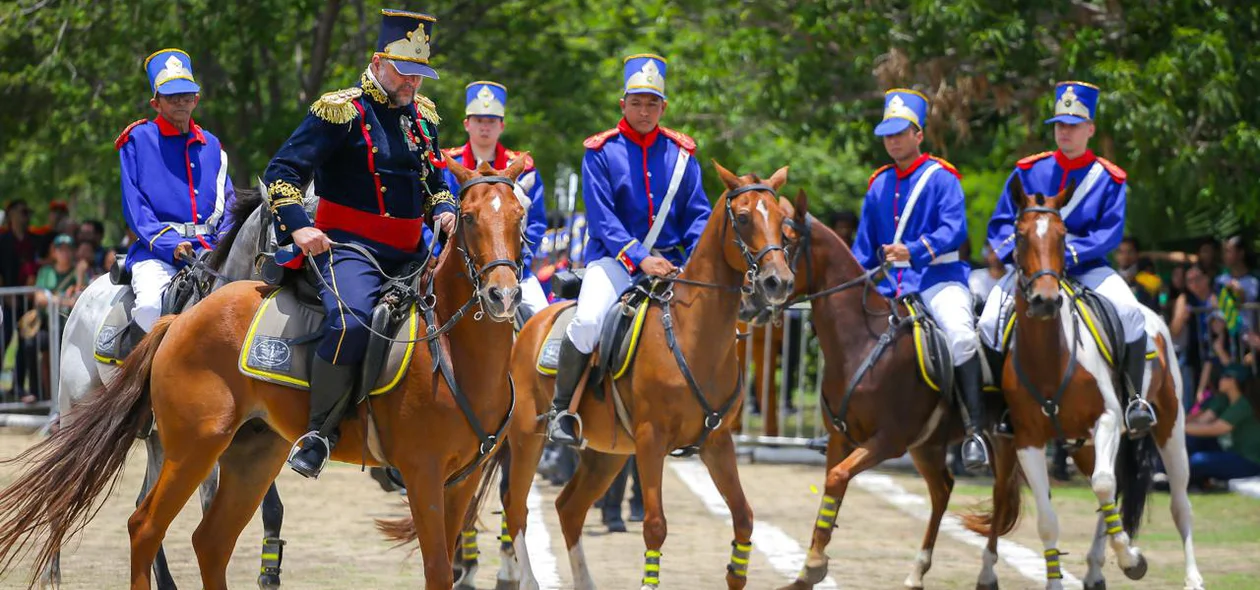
[1016,445,1065,590]
[699,429,754,590]
[398,461,455,590]
[1089,409,1147,579]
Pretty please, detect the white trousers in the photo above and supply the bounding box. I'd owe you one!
[565,257,632,354]
[520,275,550,317]
[977,266,1147,349]
[130,258,177,333]
[920,281,979,365]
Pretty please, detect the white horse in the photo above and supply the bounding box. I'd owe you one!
[45,186,314,590]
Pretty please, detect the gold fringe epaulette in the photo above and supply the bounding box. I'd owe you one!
[268,180,305,213]
[868,164,893,188]
[310,88,362,124]
[428,189,457,209]
[414,94,441,125]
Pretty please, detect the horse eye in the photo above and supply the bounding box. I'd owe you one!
[461,213,475,225]
[736,213,750,226]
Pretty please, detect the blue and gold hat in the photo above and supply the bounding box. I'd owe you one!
[465,81,506,118]
[623,54,667,100]
[1044,81,1098,125]
[144,49,200,96]
[375,9,439,79]
[874,89,928,136]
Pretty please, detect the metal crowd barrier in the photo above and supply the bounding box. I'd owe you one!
[735,302,825,448]
[0,286,61,420]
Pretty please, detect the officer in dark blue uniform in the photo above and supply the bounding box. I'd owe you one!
[264,9,458,479]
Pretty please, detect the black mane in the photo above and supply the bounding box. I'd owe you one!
[206,187,264,270]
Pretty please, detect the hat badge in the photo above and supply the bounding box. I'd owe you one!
[1063,85,1076,108]
[154,55,193,88]
[641,61,659,84]
[384,23,431,61]
[478,85,494,108]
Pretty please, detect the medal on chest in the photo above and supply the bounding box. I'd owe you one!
[400,114,422,152]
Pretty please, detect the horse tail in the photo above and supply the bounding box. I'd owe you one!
[375,447,508,549]
[0,315,172,584]
[1116,431,1157,539]
[462,443,507,532]
[961,437,1023,537]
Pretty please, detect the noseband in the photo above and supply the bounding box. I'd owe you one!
[1014,205,1065,301]
[724,183,785,280]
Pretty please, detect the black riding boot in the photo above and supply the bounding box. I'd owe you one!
[1123,338,1155,437]
[957,355,991,473]
[547,338,591,447]
[287,357,357,479]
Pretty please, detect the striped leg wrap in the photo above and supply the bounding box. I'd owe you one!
[1099,501,1123,536]
[814,495,839,530]
[727,541,752,579]
[1044,548,1063,580]
[461,529,480,564]
[499,519,513,552]
[260,536,285,576]
[642,549,662,586]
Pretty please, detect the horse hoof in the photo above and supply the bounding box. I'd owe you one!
[1122,554,1148,580]
[494,581,517,590]
[1084,581,1106,590]
[257,573,281,589]
[974,583,998,590]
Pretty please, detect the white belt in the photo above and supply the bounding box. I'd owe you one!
[892,250,960,268]
[167,222,212,238]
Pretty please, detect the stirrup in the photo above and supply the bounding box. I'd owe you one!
[547,410,586,448]
[1124,398,1157,438]
[287,431,331,478]
[961,433,991,472]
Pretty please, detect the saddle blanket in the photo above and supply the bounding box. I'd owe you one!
[536,297,650,382]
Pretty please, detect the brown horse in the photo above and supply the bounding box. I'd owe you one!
[750,196,970,590]
[962,179,1202,590]
[0,156,529,590]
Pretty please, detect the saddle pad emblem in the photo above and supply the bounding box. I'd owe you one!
[248,336,294,372]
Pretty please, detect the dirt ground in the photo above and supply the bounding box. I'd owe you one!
[0,431,1256,589]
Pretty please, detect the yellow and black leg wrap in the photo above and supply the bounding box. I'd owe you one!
[1044,548,1063,580]
[260,536,284,577]
[499,518,513,552]
[727,541,752,579]
[814,495,839,530]
[642,549,662,587]
[461,529,480,564]
[1099,501,1123,536]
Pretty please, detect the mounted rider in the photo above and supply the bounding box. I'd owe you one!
[852,89,990,472]
[263,9,458,479]
[440,81,549,317]
[117,48,237,333]
[978,80,1156,435]
[547,53,712,446]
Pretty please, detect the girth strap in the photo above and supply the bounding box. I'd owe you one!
[660,293,743,458]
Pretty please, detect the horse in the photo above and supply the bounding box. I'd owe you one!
[0,155,528,590]
[47,186,299,590]
[746,195,974,590]
[961,178,1202,590]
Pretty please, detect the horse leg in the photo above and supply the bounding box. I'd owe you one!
[1015,445,1063,590]
[444,475,480,589]
[556,448,630,590]
[698,430,754,590]
[502,435,546,590]
[778,436,892,590]
[257,483,285,590]
[399,461,457,590]
[142,431,179,590]
[1088,409,1145,578]
[191,428,288,590]
[1158,417,1204,589]
[976,436,1018,590]
[904,444,954,589]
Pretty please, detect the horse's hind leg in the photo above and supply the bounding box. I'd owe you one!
[143,431,180,590]
[257,483,285,590]
[904,444,954,589]
[1158,414,1204,589]
[502,433,546,590]
[556,448,629,590]
[699,430,754,590]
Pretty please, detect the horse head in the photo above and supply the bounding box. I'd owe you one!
[737,189,810,324]
[712,161,795,306]
[443,153,529,321]
[1010,174,1075,319]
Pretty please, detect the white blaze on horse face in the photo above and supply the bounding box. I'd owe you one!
[491,194,502,212]
[756,199,770,225]
[1035,216,1050,239]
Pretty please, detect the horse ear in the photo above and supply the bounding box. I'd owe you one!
[793,188,808,224]
[445,151,474,185]
[1008,173,1028,212]
[1055,179,1077,210]
[712,160,742,190]
[504,151,530,181]
[256,178,271,205]
[766,165,790,191]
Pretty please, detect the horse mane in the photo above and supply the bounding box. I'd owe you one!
[206,187,264,270]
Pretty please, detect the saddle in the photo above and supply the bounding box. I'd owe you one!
[94,254,210,366]
[535,278,654,400]
[898,294,954,396]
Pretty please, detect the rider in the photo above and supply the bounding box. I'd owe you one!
[441,81,549,317]
[979,81,1155,435]
[852,89,990,472]
[117,48,237,333]
[547,53,711,446]
[264,9,458,479]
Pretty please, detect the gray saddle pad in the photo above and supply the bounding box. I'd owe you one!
[94,288,141,366]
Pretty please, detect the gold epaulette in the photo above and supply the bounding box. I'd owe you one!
[1096,157,1127,182]
[658,126,697,154]
[584,128,620,150]
[868,164,893,188]
[310,88,362,124]
[929,156,962,180]
[414,94,441,125]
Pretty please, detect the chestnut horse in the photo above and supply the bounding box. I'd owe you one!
[0,156,528,590]
[750,195,973,590]
[963,179,1202,590]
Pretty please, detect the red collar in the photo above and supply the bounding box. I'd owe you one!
[460,142,509,170]
[1053,149,1096,171]
[155,116,205,143]
[618,118,660,149]
[894,153,932,179]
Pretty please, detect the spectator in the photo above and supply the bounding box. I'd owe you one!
[1182,363,1260,488]
[1215,235,1258,304]
[76,219,108,269]
[1197,237,1222,281]
[830,210,858,247]
[1116,236,1161,310]
[0,200,40,402]
[75,239,105,281]
[19,235,84,403]
[1171,265,1215,412]
[29,200,73,262]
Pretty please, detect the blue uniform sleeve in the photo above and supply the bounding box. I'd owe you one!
[1064,180,1126,270]
[677,155,712,260]
[987,170,1021,264]
[263,112,351,245]
[521,169,547,268]
[582,148,649,273]
[119,141,182,264]
[906,173,967,269]
[215,173,237,245]
[851,184,881,271]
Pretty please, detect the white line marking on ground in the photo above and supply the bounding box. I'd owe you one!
[854,473,1083,589]
[527,482,562,589]
[1229,477,1260,499]
[670,460,839,589]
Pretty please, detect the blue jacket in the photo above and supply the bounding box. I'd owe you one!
[581,119,710,273]
[986,150,1127,274]
[852,154,969,298]
[441,142,546,278]
[117,116,236,270]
